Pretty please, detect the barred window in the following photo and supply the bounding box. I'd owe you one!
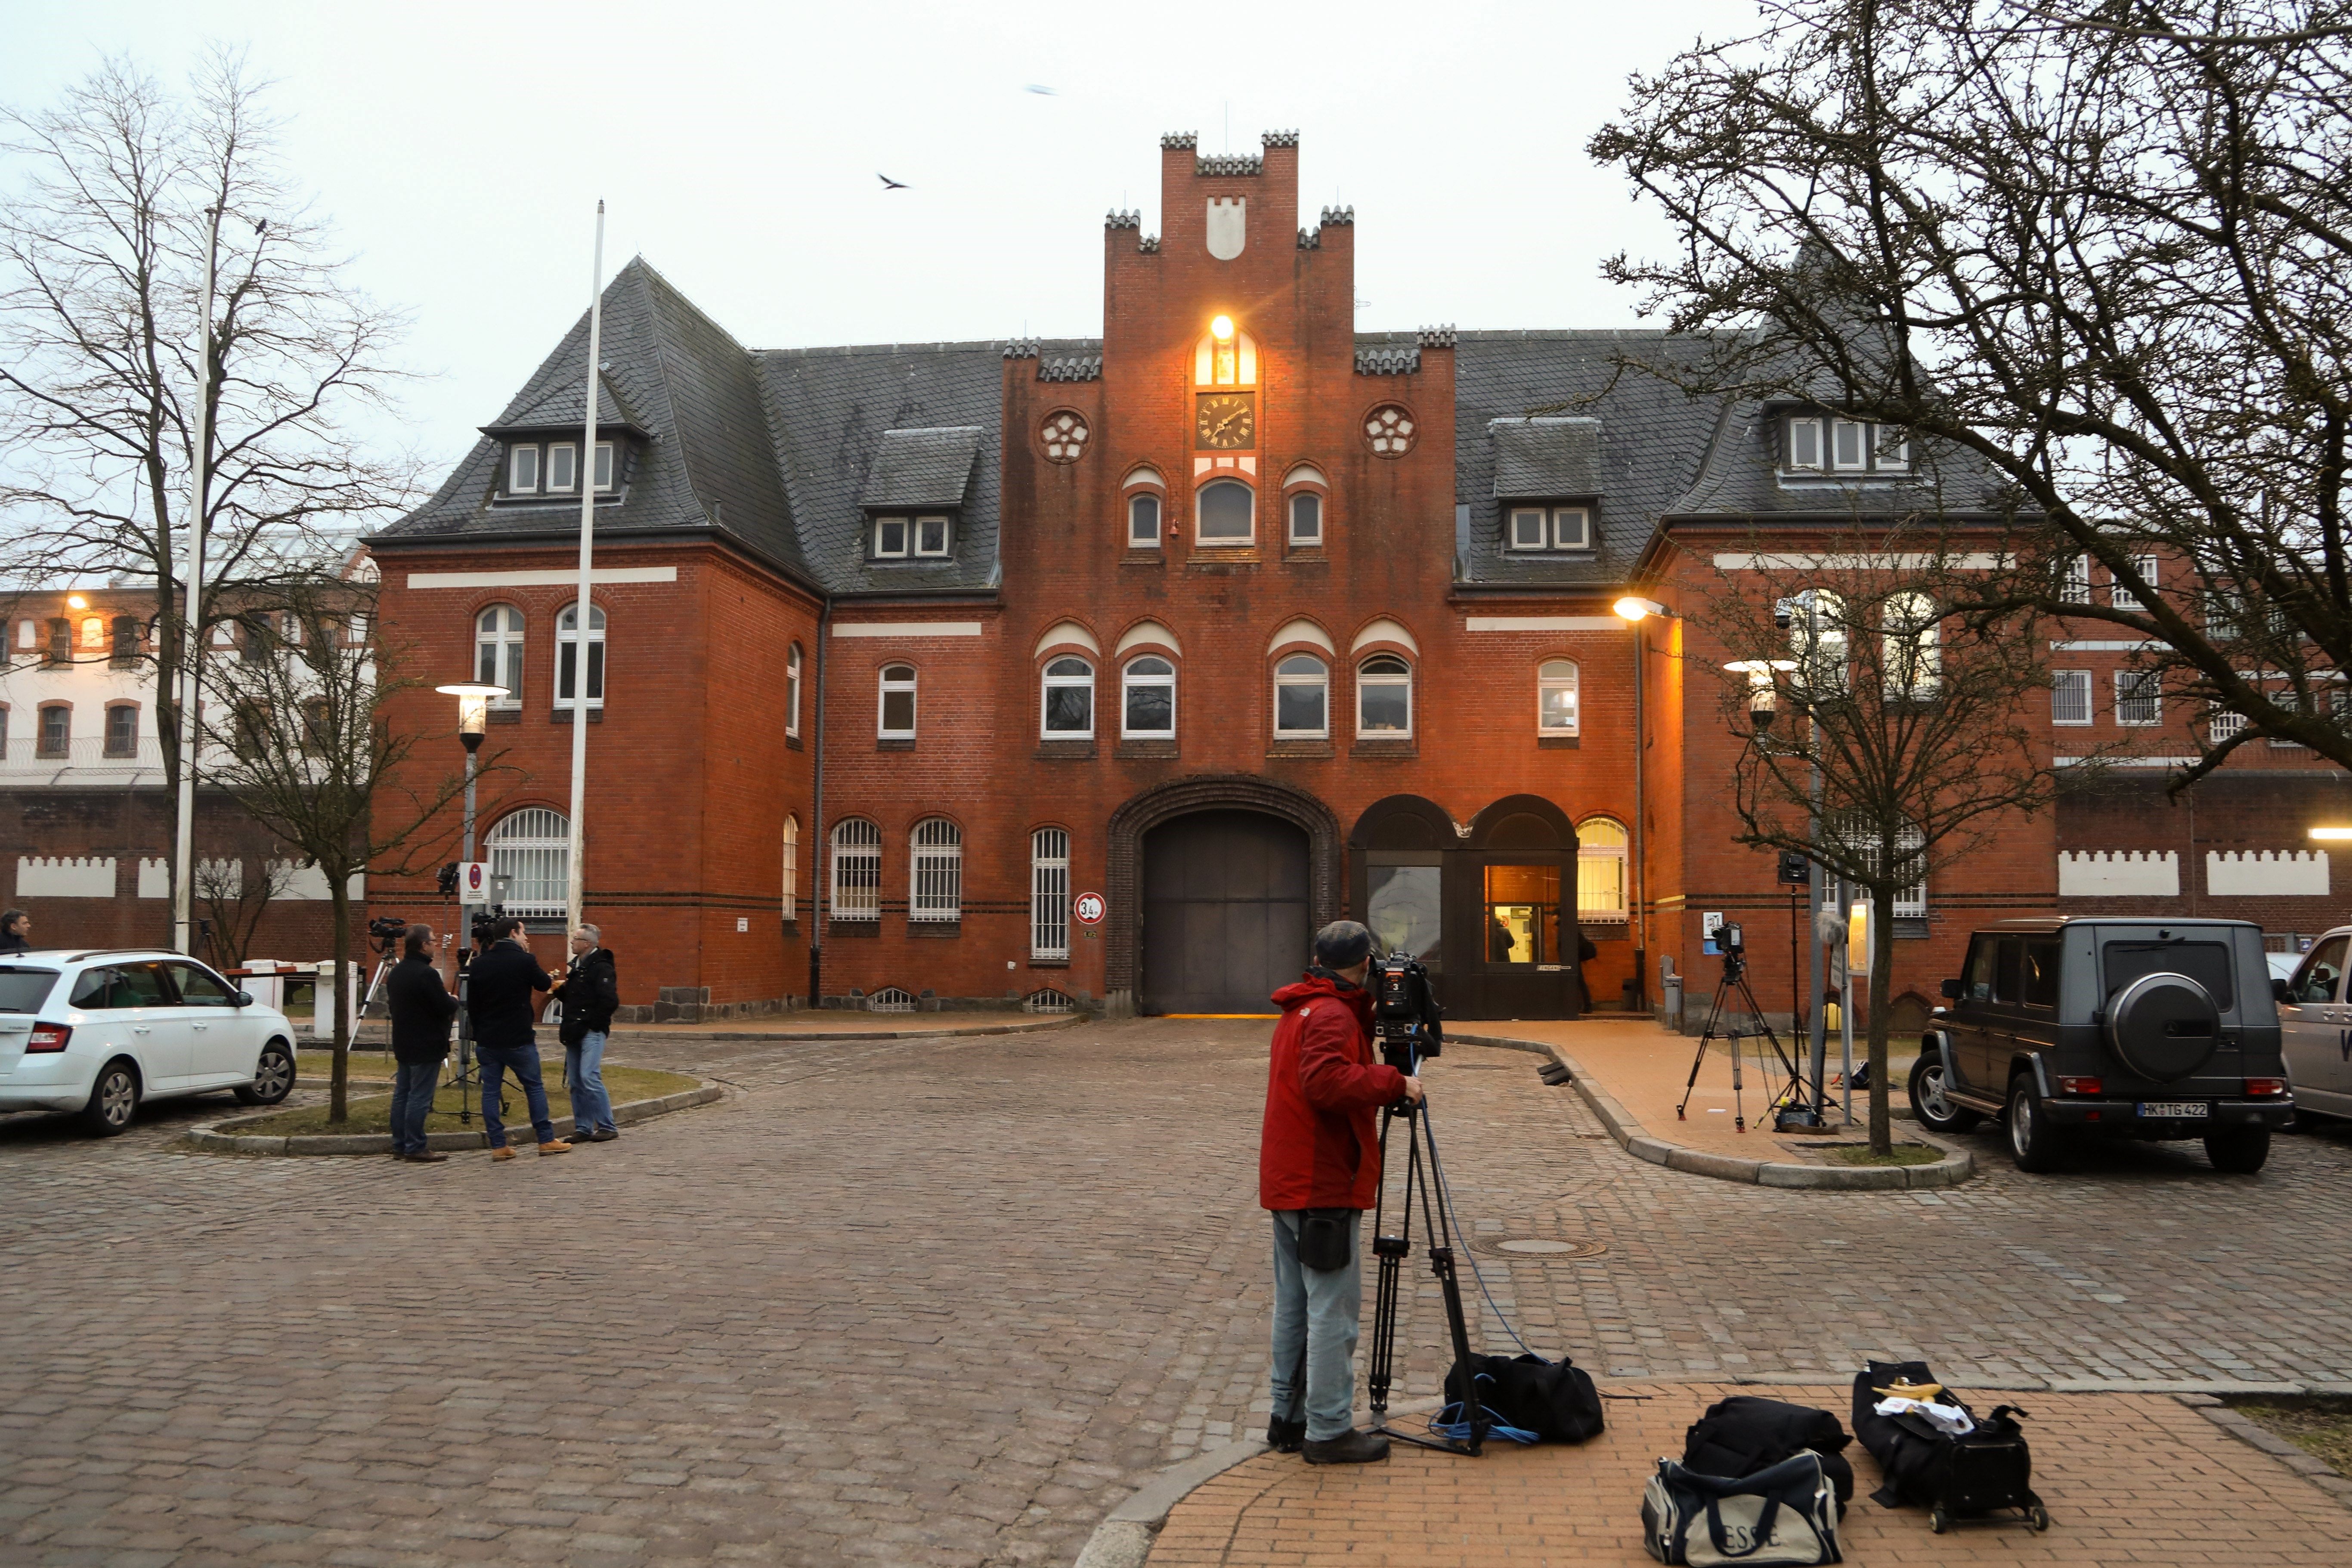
[1576,817,1629,922]
[1031,827,1071,960]
[2116,669,2162,726]
[830,819,882,921]
[910,818,962,922]
[2110,555,2160,613]
[1826,818,1928,919]
[781,816,799,922]
[2061,555,2092,604]
[486,808,569,917]
[2052,670,2092,726]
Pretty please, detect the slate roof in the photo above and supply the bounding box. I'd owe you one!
[484,370,647,436]
[1490,418,1603,498]
[860,427,983,510]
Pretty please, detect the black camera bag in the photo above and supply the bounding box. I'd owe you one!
[1441,1352,1604,1443]
[1850,1361,2041,1520]
[1683,1396,1855,1511]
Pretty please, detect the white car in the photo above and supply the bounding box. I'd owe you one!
[2279,928,2352,1122]
[0,949,298,1135]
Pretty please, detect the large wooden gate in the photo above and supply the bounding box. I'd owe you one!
[1140,810,1311,1015]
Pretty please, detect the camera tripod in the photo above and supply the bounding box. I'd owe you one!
[1365,1064,1490,1456]
[1675,945,1823,1132]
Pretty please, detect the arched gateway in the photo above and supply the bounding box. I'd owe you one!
[1106,776,1342,1016]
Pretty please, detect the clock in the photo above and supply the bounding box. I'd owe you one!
[1196,393,1256,450]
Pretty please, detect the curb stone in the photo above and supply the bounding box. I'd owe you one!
[2181,1395,2352,1507]
[1446,1030,1974,1190]
[179,1081,725,1155]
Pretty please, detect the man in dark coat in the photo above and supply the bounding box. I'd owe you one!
[552,923,619,1142]
[464,917,567,1158]
[1259,920,1420,1466]
[385,925,458,1162]
[0,909,31,954]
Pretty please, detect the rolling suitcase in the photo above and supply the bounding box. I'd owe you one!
[1849,1360,2049,1533]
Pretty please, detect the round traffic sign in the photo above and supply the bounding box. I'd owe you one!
[1073,891,1106,926]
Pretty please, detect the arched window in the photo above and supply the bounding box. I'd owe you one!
[1031,827,1071,960]
[878,664,916,739]
[1790,588,1848,693]
[830,819,882,920]
[1122,656,1176,738]
[1287,492,1322,546]
[1356,654,1413,737]
[556,603,606,711]
[486,807,569,916]
[910,818,962,922]
[781,816,799,922]
[79,616,105,650]
[1539,660,1580,736]
[1195,327,1260,387]
[1128,492,1162,548]
[1196,479,1253,544]
[786,644,803,739]
[1042,657,1094,738]
[1274,655,1328,738]
[1576,817,1629,923]
[1882,591,1941,699]
[475,605,523,708]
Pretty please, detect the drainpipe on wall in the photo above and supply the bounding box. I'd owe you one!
[805,595,830,1009]
[1631,615,1647,1008]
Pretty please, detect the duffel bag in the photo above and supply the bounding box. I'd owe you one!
[1641,1452,1844,1565]
[1442,1352,1605,1443]
[1683,1395,1856,1510]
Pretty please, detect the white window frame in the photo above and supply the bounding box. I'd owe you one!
[1041,656,1095,739]
[1791,588,1849,693]
[1538,659,1580,736]
[2209,705,2248,744]
[873,516,910,558]
[878,663,917,739]
[1786,416,1823,470]
[1195,479,1255,546]
[914,515,951,557]
[546,442,578,493]
[555,602,606,711]
[1576,817,1630,923]
[829,819,882,921]
[2061,555,2092,605]
[2111,554,2159,613]
[2051,669,2093,726]
[1128,492,1162,548]
[1550,506,1591,550]
[475,605,524,709]
[1882,590,1941,699]
[1273,654,1329,739]
[785,645,803,739]
[2115,668,2162,726]
[1874,426,1910,469]
[1122,656,1176,739]
[486,807,569,917]
[1508,507,1548,550]
[1831,419,1869,470]
[1287,490,1323,546]
[910,818,962,922]
[593,441,616,491]
[1355,654,1413,739]
[508,443,540,493]
[782,816,799,921]
[1031,826,1071,960]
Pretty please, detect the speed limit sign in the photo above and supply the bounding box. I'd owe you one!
[1073,891,1106,926]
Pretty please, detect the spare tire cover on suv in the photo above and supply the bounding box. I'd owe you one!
[2106,971,2220,1082]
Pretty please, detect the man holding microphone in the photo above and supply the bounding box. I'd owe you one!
[1260,919,1421,1465]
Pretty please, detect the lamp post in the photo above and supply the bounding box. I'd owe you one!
[434,682,504,1125]
[1613,596,1670,1011]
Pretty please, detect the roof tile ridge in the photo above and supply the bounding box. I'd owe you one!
[628,261,710,527]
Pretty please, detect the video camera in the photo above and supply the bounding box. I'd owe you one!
[468,906,509,949]
[366,914,409,953]
[1371,949,1444,1075]
[1713,920,1747,981]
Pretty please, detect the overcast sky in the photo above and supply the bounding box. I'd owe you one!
[3,0,1758,479]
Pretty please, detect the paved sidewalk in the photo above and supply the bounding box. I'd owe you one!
[1144,1383,2348,1567]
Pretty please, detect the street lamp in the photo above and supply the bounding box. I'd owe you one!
[435,683,506,866]
[2310,826,2352,841]
[1612,595,1677,1016]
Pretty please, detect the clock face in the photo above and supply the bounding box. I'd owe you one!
[1196,393,1256,450]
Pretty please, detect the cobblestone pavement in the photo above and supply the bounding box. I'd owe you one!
[5,1025,2352,1567]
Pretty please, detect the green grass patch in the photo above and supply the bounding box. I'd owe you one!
[2229,1398,2352,1475]
[1824,1142,1945,1167]
[229,1061,700,1136]
[297,1048,396,1084]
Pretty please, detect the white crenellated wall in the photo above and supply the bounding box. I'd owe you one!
[2058,850,2179,897]
[14,856,118,898]
[2207,849,2330,898]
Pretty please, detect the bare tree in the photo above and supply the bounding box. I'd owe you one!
[193,852,297,970]
[1692,526,2119,1152]
[0,50,416,911]
[198,579,491,1123]
[1591,0,2352,783]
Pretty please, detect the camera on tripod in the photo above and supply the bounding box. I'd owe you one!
[1371,949,1443,1073]
[468,906,509,948]
[366,914,408,953]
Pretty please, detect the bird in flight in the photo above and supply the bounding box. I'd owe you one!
[878,173,909,190]
[1024,84,1057,96]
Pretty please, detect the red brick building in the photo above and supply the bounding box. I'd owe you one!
[358,130,2350,1026]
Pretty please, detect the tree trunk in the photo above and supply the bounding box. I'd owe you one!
[328,875,350,1124]
[1866,883,1895,1156]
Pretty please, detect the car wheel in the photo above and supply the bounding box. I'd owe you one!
[234,1039,297,1106]
[2205,1124,2271,1174]
[2007,1077,2065,1173]
[79,1059,140,1137]
[1909,1053,1983,1134]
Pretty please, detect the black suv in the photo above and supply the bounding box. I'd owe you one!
[1908,917,2292,1173]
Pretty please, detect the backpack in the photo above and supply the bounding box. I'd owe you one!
[1642,1452,1844,1565]
[1682,1396,1855,1511]
[1440,1352,1604,1442]
[1850,1361,2047,1531]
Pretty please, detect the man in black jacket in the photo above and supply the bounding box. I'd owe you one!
[465,917,568,1158]
[553,924,620,1142]
[385,925,458,1163]
[0,909,31,954]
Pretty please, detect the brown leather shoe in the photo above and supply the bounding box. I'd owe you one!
[538,1139,572,1156]
[491,1146,516,1161]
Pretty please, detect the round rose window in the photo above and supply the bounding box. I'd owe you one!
[1041,411,1090,463]
[1364,405,1416,458]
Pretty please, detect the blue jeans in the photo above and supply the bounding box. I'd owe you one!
[390,1061,440,1155]
[479,1045,556,1148]
[565,1031,613,1135]
[1269,1209,1364,1442]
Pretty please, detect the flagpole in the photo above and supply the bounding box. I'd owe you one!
[171,204,223,955]
[565,201,604,933]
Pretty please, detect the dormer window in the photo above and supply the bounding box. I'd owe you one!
[874,517,909,557]
[873,515,953,560]
[509,444,540,493]
[1785,414,1909,476]
[1505,504,1592,553]
[916,516,950,556]
[505,439,619,498]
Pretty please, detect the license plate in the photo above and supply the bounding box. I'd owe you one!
[2138,1101,2209,1119]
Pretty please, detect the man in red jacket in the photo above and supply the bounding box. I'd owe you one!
[1260,920,1423,1465]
